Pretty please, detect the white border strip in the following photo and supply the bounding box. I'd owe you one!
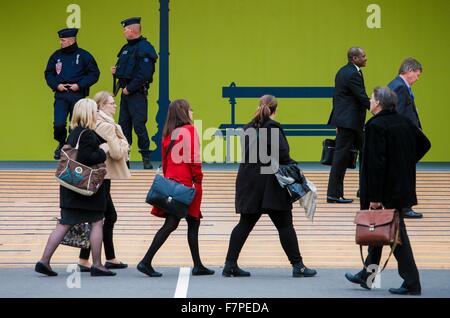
[174,267,191,298]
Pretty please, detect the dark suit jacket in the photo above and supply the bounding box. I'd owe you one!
[387,76,421,128]
[235,119,293,214]
[328,63,370,132]
[359,110,431,210]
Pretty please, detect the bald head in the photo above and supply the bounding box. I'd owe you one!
[347,47,367,67]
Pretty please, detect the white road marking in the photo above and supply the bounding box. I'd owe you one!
[174,267,191,298]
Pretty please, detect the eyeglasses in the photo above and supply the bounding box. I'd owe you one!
[106,101,116,105]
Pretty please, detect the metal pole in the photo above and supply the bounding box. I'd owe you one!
[151,0,170,161]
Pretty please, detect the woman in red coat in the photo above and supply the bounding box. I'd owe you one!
[137,99,214,277]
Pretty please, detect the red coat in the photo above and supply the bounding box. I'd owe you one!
[151,124,203,219]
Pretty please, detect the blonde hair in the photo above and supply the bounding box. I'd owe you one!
[70,98,98,130]
[252,95,278,128]
[93,91,114,111]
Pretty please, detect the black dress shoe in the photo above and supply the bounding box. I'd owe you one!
[327,196,353,204]
[345,272,370,290]
[105,261,128,269]
[389,287,421,295]
[222,262,251,277]
[90,266,116,277]
[292,263,317,277]
[35,262,58,276]
[402,209,423,219]
[192,266,215,276]
[77,264,91,272]
[137,261,162,277]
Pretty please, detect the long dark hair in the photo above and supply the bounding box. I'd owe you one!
[251,95,278,128]
[162,99,193,138]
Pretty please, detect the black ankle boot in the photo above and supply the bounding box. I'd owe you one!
[192,265,215,276]
[139,150,153,170]
[292,262,317,277]
[222,261,251,277]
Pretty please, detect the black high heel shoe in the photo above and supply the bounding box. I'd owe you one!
[222,261,251,277]
[90,266,116,277]
[35,262,58,276]
[192,266,215,276]
[137,261,162,277]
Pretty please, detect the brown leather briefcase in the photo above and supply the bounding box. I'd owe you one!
[354,209,401,271]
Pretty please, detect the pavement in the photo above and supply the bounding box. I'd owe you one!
[1,267,449,298]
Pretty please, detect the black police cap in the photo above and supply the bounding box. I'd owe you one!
[121,17,141,27]
[57,28,78,38]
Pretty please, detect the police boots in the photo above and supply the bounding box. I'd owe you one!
[139,150,153,169]
[53,143,64,160]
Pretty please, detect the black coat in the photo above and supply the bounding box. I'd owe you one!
[328,63,370,131]
[359,110,431,210]
[235,119,293,214]
[60,126,108,212]
[387,76,422,129]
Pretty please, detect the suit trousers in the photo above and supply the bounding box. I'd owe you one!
[327,127,363,198]
[359,213,421,291]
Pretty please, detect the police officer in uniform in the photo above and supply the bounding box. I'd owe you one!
[45,28,100,159]
[112,17,158,169]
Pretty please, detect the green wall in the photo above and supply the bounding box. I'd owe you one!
[0,0,449,161]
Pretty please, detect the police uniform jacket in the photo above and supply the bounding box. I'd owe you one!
[115,36,158,94]
[44,43,100,95]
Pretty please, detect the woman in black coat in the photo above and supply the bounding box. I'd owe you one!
[35,98,116,277]
[223,95,317,278]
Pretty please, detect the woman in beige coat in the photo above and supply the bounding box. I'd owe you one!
[78,91,132,271]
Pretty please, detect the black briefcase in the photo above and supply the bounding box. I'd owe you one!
[320,139,358,169]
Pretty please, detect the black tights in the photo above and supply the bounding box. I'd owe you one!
[141,215,204,268]
[225,212,302,264]
[79,180,117,261]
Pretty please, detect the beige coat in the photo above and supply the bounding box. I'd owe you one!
[95,110,131,179]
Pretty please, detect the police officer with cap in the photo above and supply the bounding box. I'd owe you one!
[112,17,158,169]
[45,28,100,160]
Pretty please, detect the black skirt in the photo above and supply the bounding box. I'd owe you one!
[59,207,104,225]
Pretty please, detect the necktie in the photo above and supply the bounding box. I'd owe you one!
[407,86,415,100]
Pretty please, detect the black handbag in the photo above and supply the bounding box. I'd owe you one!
[145,138,196,219]
[320,138,358,169]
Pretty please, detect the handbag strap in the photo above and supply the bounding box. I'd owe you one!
[164,129,182,160]
[359,214,401,273]
[75,129,89,150]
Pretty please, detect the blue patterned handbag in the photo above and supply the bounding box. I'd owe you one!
[145,138,196,218]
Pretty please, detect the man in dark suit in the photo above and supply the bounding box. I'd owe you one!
[327,47,370,203]
[345,87,431,296]
[388,58,424,218]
